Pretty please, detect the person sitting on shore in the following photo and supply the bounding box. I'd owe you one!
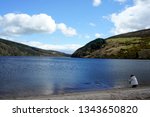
[129,75,138,88]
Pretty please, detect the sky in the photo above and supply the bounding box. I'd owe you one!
[0,0,150,53]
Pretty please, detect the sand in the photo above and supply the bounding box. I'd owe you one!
[16,86,150,100]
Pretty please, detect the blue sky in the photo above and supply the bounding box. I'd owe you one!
[0,0,149,53]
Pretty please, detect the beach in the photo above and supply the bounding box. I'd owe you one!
[15,86,150,100]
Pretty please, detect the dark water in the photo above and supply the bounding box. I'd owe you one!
[0,56,150,98]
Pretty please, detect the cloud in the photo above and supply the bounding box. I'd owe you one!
[0,13,77,37]
[21,41,82,54]
[89,22,96,27]
[95,33,102,38]
[93,0,101,7]
[0,13,56,36]
[57,23,77,37]
[114,0,127,3]
[110,0,150,34]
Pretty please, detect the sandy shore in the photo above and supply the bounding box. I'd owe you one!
[17,86,150,100]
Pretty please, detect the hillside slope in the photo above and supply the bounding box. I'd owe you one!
[72,38,106,57]
[72,29,150,59]
[0,38,69,56]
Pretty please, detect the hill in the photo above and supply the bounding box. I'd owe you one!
[0,38,69,56]
[72,29,150,59]
[72,38,106,57]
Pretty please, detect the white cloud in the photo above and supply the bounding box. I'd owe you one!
[57,23,77,37]
[89,22,96,27]
[95,33,102,38]
[93,0,101,7]
[0,13,56,36]
[21,41,82,54]
[110,0,150,34]
[0,13,77,37]
[114,0,127,3]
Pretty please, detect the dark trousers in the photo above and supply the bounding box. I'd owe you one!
[132,85,138,88]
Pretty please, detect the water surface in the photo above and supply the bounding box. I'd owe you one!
[0,56,150,98]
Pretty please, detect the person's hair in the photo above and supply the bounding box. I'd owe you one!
[130,75,134,77]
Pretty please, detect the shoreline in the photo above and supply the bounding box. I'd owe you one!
[13,86,150,100]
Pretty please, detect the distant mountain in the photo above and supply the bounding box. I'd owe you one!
[0,38,69,57]
[72,38,106,57]
[72,29,150,59]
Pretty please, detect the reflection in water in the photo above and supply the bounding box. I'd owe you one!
[0,56,150,98]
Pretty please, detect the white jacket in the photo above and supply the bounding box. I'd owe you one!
[129,76,138,86]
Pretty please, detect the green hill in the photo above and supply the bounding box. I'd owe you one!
[72,38,106,57]
[0,38,69,57]
[72,29,150,59]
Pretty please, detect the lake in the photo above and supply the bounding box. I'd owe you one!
[0,56,150,99]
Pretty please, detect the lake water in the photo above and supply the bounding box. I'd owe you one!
[0,56,150,99]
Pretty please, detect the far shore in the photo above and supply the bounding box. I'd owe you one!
[14,86,150,100]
